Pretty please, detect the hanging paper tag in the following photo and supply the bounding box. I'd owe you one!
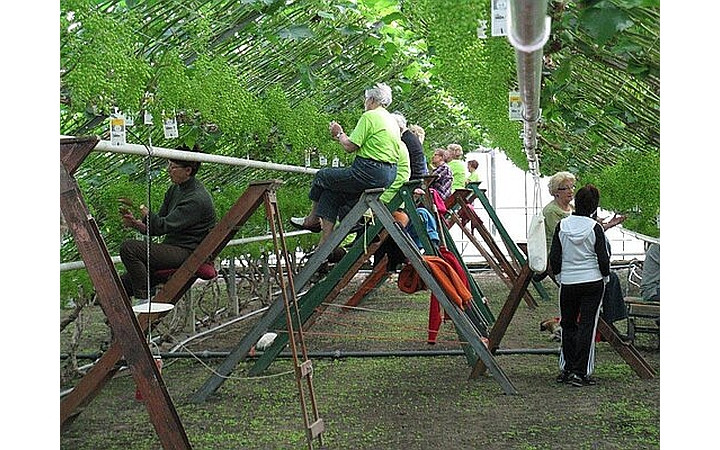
[110,117,127,146]
[492,0,508,37]
[319,155,328,166]
[509,91,523,121]
[476,19,488,39]
[124,112,134,127]
[332,156,339,168]
[305,149,311,167]
[144,110,153,125]
[163,116,178,139]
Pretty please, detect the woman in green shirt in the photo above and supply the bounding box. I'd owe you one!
[446,143,466,192]
[291,83,400,250]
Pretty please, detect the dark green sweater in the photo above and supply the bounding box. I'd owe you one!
[147,177,216,250]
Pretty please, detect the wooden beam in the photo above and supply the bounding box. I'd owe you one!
[60,143,191,448]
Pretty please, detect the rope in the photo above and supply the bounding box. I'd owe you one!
[144,146,153,345]
[168,341,296,380]
[126,125,155,346]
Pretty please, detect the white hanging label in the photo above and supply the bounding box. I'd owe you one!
[124,112,134,127]
[477,19,488,39]
[110,117,127,146]
[319,155,328,166]
[144,110,153,125]
[163,116,178,139]
[332,156,339,167]
[509,91,523,121]
[492,0,508,37]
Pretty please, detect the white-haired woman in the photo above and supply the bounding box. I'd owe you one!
[291,83,401,256]
[544,171,577,251]
[392,112,428,180]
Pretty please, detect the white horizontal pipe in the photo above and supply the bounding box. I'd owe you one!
[61,135,319,175]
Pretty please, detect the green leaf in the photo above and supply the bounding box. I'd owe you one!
[363,0,397,13]
[381,11,404,24]
[277,25,314,41]
[579,6,634,44]
[402,62,421,79]
[372,54,389,68]
[553,59,572,84]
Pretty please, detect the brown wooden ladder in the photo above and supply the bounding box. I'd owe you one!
[60,136,296,447]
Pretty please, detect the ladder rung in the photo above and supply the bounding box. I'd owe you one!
[308,418,325,439]
[298,360,313,378]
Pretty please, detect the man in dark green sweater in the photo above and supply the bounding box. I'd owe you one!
[119,146,216,304]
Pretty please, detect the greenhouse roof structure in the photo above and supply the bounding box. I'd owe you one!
[59,0,660,246]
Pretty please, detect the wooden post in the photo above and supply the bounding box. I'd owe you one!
[60,137,191,448]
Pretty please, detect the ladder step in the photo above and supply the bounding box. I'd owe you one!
[308,418,325,439]
[297,359,313,378]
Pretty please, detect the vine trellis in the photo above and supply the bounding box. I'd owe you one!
[60,0,660,306]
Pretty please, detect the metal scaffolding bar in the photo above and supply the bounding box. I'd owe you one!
[507,0,550,176]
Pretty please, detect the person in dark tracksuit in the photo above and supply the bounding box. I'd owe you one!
[549,184,610,387]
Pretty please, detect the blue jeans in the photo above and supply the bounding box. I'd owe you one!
[310,156,396,223]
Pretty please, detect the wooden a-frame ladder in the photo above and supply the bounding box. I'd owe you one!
[191,182,519,402]
[60,136,294,447]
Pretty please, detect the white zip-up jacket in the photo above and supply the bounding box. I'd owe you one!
[548,215,610,285]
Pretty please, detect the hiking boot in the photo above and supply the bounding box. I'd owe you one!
[290,217,321,233]
[327,247,347,264]
[556,370,572,384]
[569,373,597,387]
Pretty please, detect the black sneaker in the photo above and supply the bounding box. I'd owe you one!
[569,373,597,387]
[556,370,572,384]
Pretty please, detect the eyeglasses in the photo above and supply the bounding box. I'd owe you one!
[557,185,575,191]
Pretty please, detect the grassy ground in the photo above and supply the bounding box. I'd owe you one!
[60,269,659,449]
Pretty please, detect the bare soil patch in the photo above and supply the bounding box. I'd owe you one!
[60,269,659,449]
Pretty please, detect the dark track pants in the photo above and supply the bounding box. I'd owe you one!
[119,239,192,299]
[558,279,604,377]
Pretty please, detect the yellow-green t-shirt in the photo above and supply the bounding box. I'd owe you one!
[467,170,481,184]
[348,107,401,164]
[447,159,466,191]
[380,141,410,204]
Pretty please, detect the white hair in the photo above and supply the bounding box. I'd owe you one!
[391,112,407,130]
[365,82,393,107]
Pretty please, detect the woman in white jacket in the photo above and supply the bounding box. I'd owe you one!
[549,184,610,387]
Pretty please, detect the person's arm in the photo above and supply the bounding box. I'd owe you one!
[548,223,562,276]
[593,223,611,278]
[330,121,360,153]
[335,132,360,152]
[601,213,626,231]
[121,212,147,233]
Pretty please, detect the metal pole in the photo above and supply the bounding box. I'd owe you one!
[61,348,561,361]
[229,257,238,316]
[507,0,550,177]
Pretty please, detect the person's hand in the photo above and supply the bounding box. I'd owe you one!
[329,121,343,139]
[121,212,138,229]
[601,213,626,230]
[139,204,149,218]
